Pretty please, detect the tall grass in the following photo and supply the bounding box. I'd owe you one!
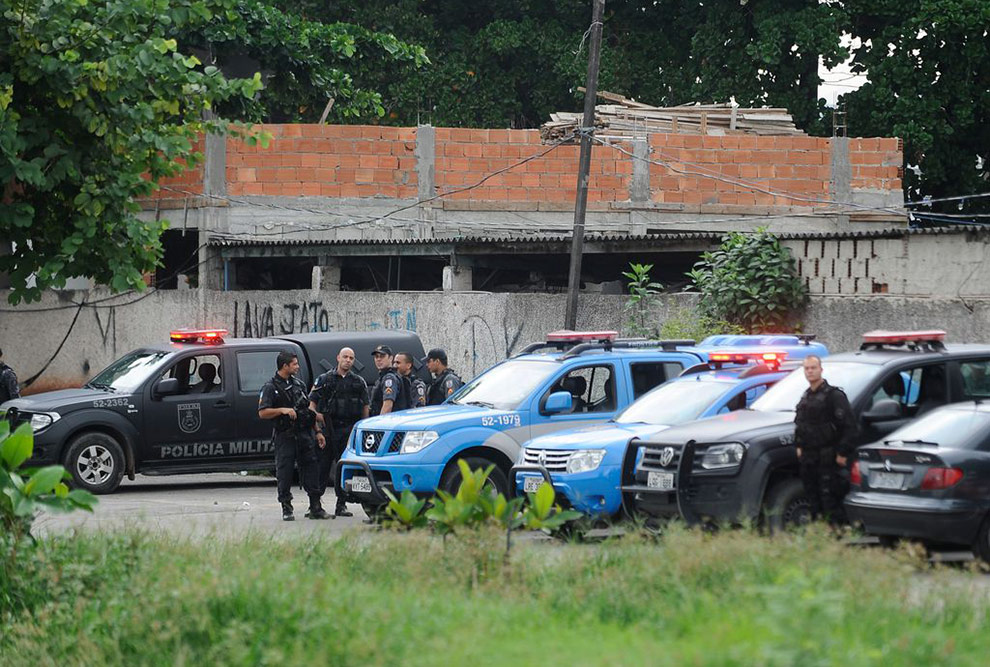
[2,525,987,665]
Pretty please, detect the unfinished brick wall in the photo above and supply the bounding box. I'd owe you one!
[151,125,901,207]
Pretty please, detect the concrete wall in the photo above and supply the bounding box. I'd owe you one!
[3,288,989,395]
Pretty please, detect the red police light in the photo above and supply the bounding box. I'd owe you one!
[546,330,618,343]
[170,328,228,344]
[862,330,946,344]
[708,351,786,368]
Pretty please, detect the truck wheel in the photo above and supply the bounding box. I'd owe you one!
[764,478,811,533]
[439,456,509,497]
[64,432,126,494]
[973,515,990,562]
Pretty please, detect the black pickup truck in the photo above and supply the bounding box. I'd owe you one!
[0,328,425,494]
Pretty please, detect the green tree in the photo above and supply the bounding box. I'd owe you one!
[0,0,263,303]
[841,0,990,211]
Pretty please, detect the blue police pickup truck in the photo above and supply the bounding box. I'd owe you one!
[0,328,426,494]
[335,331,818,515]
[511,336,827,518]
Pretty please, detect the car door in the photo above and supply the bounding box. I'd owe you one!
[528,362,624,439]
[711,381,776,416]
[231,347,305,461]
[143,349,235,467]
[858,362,950,445]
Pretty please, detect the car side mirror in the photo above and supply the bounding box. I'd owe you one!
[862,398,902,423]
[544,391,573,415]
[154,378,180,398]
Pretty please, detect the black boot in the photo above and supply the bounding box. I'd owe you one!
[281,503,295,521]
[335,502,353,518]
[306,505,333,520]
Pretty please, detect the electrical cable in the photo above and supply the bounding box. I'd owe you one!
[19,299,86,389]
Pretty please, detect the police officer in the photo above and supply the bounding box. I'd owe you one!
[0,348,19,405]
[309,346,369,517]
[794,355,857,523]
[425,348,462,406]
[369,345,410,416]
[394,352,427,408]
[257,350,332,521]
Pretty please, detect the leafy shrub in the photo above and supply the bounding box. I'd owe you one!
[687,229,808,332]
[659,307,745,341]
[622,262,664,338]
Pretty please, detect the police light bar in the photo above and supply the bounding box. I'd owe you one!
[708,351,787,368]
[546,330,618,344]
[170,328,228,344]
[862,330,946,344]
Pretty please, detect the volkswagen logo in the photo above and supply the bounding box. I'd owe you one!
[659,447,675,467]
[364,433,376,451]
[539,450,546,466]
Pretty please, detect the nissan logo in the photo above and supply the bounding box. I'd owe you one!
[884,459,892,472]
[659,447,675,467]
[364,434,376,451]
[539,450,546,466]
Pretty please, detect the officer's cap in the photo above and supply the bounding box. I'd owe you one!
[425,348,448,364]
[371,345,393,357]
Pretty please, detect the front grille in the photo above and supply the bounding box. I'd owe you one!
[388,432,405,453]
[523,448,573,472]
[637,443,709,474]
[359,430,385,454]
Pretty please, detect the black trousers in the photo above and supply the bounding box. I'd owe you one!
[274,432,322,510]
[317,421,356,509]
[798,447,848,523]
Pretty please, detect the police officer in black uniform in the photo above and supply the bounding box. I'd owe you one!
[369,345,410,416]
[258,350,331,521]
[0,348,19,405]
[309,346,369,517]
[794,354,857,523]
[394,352,427,408]
[425,348,462,406]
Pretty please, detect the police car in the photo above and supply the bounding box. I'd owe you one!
[623,330,990,529]
[0,328,426,493]
[510,336,828,518]
[335,331,807,515]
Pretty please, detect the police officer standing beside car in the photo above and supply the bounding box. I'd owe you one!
[394,352,427,408]
[0,348,19,405]
[794,355,857,524]
[258,350,332,521]
[425,348,462,406]
[309,346,369,517]
[369,345,411,416]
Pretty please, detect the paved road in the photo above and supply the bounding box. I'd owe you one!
[33,473,372,538]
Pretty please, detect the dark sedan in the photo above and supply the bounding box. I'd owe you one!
[845,401,990,560]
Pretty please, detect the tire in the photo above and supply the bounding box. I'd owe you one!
[439,456,509,497]
[64,432,126,494]
[973,514,990,562]
[764,478,812,533]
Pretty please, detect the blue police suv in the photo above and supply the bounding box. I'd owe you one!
[510,337,828,518]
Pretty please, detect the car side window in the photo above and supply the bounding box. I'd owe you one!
[237,351,279,392]
[960,360,990,401]
[548,365,616,414]
[161,354,222,395]
[744,383,771,405]
[867,364,947,418]
[630,362,683,399]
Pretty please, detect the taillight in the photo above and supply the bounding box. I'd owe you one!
[850,461,861,485]
[920,467,964,490]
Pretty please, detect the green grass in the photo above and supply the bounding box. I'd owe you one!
[2,525,988,666]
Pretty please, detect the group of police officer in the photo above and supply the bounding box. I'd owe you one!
[258,345,462,521]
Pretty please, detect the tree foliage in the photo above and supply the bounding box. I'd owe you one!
[688,230,808,332]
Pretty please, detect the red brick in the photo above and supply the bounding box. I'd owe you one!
[358,155,377,169]
[320,155,341,169]
[299,183,321,196]
[737,136,758,150]
[702,135,721,149]
[320,184,341,197]
[338,155,360,168]
[463,143,483,158]
[299,154,321,168]
[449,128,473,142]
[282,126,303,138]
[788,151,824,165]
[279,153,302,168]
[240,183,264,196]
[296,168,318,182]
[488,129,510,143]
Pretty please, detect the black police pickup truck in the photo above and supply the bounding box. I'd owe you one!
[0,328,426,494]
[622,331,990,529]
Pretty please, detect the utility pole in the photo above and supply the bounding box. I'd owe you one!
[564,0,605,330]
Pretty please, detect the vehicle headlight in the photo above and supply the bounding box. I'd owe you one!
[701,443,745,470]
[400,431,439,454]
[29,412,60,433]
[566,449,606,474]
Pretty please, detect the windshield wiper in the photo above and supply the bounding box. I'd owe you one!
[85,381,113,391]
[883,438,939,447]
[464,400,496,409]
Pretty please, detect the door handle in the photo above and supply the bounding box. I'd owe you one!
[213,400,231,409]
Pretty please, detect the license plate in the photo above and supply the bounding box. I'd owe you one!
[871,471,905,490]
[523,476,545,493]
[350,476,372,494]
[648,471,675,490]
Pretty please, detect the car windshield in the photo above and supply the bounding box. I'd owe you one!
[451,359,558,411]
[752,361,878,412]
[616,379,733,425]
[885,408,990,449]
[88,350,172,393]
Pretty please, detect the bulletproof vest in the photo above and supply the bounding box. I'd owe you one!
[271,375,315,433]
[428,368,462,405]
[371,369,410,415]
[795,383,840,450]
[319,371,366,422]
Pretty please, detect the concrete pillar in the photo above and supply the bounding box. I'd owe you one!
[442,265,472,291]
[830,137,851,227]
[312,257,341,292]
[415,125,436,203]
[630,138,650,203]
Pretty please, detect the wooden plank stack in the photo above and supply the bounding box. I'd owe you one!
[541,88,805,143]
